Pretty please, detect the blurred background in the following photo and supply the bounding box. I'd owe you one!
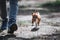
[6,0,60,15]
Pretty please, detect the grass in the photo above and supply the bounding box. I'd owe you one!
[41,1,60,7]
[40,1,60,12]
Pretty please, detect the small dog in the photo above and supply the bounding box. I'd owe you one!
[32,11,41,26]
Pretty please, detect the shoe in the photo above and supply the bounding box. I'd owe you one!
[8,24,18,34]
[0,29,3,33]
[0,29,7,36]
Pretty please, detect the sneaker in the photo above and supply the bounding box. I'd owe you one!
[8,24,18,34]
[0,29,7,36]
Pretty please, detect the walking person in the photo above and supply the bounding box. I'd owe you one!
[0,0,18,34]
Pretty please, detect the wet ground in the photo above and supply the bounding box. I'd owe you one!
[0,12,60,40]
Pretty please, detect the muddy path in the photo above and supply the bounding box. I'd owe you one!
[0,13,60,40]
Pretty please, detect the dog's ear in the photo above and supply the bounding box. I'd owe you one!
[32,13,33,14]
[32,13,34,16]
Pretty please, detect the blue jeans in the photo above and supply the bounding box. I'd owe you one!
[0,0,18,30]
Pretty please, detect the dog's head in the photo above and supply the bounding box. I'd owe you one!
[32,13,37,18]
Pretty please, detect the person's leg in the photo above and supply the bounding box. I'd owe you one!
[8,0,18,33]
[0,0,8,30]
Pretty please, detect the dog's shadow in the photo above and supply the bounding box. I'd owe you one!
[31,26,39,31]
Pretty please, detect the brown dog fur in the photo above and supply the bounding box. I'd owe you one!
[32,11,41,26]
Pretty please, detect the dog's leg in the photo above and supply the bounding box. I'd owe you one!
[31,19,39,31]
[38,18,41,26]
[38,20,40,26]
[35,19,38,27]
[32,19,34,26]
